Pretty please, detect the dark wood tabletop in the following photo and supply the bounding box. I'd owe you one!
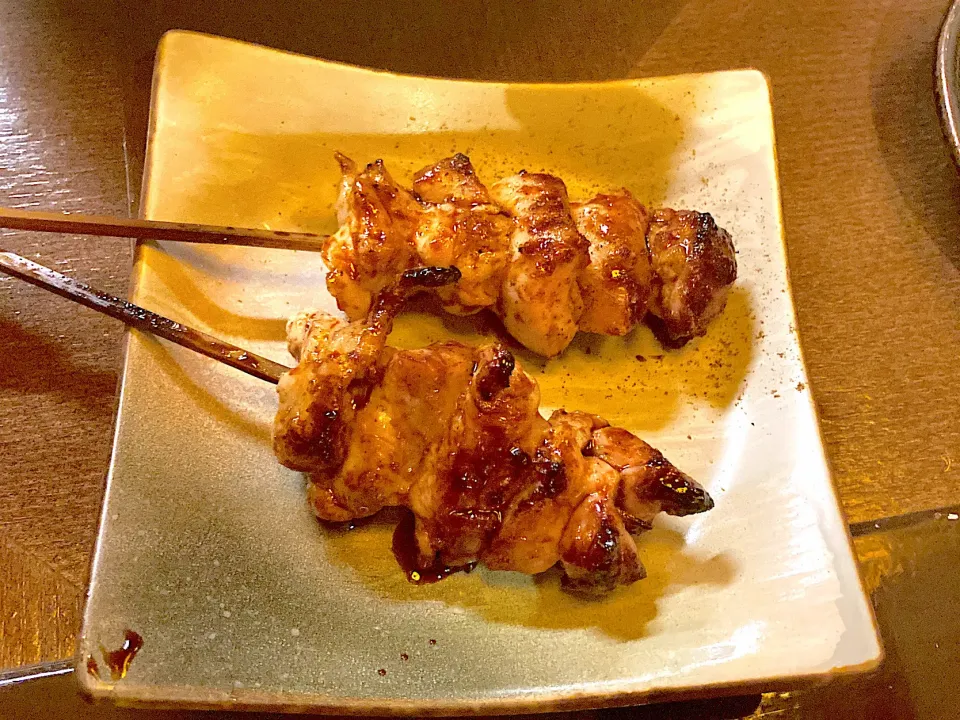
[1,0,959,713]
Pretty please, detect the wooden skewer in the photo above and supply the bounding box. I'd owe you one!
[0,250,289,384]
[0,207,326,252]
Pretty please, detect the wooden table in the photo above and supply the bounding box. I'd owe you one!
[1,0,958,709]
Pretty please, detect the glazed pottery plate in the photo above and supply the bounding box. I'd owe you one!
[78,30,881,714]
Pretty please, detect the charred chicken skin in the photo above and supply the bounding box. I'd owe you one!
[322,154,736,355]
[274,268,714,594]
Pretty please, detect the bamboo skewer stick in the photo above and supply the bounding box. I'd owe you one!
[0,250,288,384]
[0,207,326,252]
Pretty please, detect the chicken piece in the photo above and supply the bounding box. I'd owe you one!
[274,266,461,514]
[488,172,590,357]
[571,190,653,335]
[273,267,713,594]
[412,153,492,205]
[590,425,715,531]
[560,485,645,594]
[646,209,737,347]
[323,153,513,318]
[273,309,367,482]
[321,154,423,319]
[411,156,513,314]
[408,345,548,567]
[322,154,736,356]
[479,411,591,575]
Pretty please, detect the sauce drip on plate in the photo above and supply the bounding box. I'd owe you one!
[99,629,144,681]
[391,512,476,584]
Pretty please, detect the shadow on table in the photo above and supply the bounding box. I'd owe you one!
[0,318,117,404]
[109,0,689,214]
[870,1,960,270]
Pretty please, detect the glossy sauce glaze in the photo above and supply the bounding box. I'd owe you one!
[391,511,477,584]
[100,629,144,681]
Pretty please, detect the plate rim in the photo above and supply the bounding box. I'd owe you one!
[77,29,883,715]
[937,0,960,168]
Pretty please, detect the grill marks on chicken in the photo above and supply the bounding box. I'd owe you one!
[321,153,737,355]
[273,269,714,594]
[489,172,590,356]
[646,209,737,347]
[572,191,654,336]
[411,158,513,315]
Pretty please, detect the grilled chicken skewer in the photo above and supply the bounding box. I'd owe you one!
[0,251,713,594]
[322,154,737,357]
[274,267,714,594]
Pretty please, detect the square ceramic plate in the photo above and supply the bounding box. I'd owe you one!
[78,31,881,714]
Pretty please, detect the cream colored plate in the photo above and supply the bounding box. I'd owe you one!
[78,31,881,714]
